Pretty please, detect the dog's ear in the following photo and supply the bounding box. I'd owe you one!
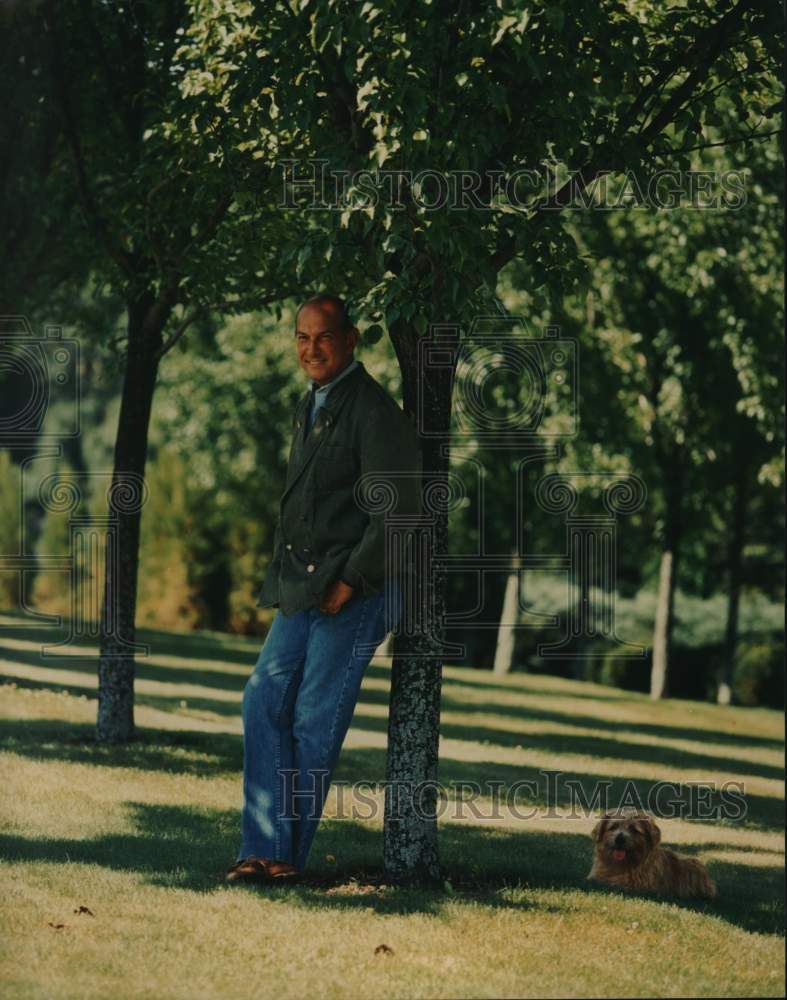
[641,814,662,849]
[591,815,610,843]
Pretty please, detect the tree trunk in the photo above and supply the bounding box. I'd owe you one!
[650,515,684,702]
[649,447,685,700]
[493,548,520,676]
[383,324,454,885]
[717,467,749,705]
[650,548,675,699]
[96,290,168,742]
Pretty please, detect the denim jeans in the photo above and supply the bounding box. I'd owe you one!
[237,577,402,871]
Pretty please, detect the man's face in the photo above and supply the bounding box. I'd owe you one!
[295,303,358,386]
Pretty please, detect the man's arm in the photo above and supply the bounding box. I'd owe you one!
[339,404,422,593]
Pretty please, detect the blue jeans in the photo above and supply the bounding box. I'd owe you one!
[237,578,401,871]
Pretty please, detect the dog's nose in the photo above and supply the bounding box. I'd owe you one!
[614,832,626,845]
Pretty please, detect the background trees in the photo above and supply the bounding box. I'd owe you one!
[1,0,782,887]
[6,0,300,741]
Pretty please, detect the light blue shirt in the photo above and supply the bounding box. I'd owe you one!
[306,357,359,431]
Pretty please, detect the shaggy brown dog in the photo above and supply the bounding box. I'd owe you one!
[588,811,717,899]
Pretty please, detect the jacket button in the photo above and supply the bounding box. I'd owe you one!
[286,544,292,550]
[307,564,315,573]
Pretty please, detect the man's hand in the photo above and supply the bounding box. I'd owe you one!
[319,579,354,614]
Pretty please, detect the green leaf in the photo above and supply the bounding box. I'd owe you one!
[545,6,564,32]
[296,243,312,278]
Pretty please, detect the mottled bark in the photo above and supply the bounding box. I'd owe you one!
[383,323,453,885]
[717,467,749,705]
[96,289,168,742]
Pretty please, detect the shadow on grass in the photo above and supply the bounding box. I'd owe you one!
[336,747,786,833]
[0,715,242,777]
[0,642,253,693]
[3,639,781,760]
[0,804,782,935]
[0,614,263,665]
[2,712,783,832]
[438,689,785,752]
[2,667,781,790]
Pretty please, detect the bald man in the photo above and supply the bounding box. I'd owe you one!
[226,294,422,883]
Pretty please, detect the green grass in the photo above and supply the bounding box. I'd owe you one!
[0,611,784,999]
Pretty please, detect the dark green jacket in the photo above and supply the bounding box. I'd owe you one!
[256,359,423,616]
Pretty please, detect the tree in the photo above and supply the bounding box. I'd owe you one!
[0,3,83,317]
[8,0,301,741]
[173,0,781,882]
[569,124,782,701]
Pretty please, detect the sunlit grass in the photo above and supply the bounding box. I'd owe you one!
[0,612,784,998]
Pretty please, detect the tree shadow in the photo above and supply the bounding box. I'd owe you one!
[335,746,785,834]
[436,667,637,702]
[371,710,784,781]
[0,716,242,777]
[438,689,785,752]
[3,638,780,759]
[0,615,260,669]
[0,641,252,693]
[0,804,781,935]
[3,710,781,833]
[4,664,779,789]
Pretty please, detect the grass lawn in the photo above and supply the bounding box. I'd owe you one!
[0,612,784,999]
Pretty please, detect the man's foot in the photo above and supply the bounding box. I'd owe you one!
[225,856,300,884]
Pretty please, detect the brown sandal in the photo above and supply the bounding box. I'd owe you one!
[225,856,300,884]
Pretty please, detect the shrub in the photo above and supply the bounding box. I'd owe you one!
[732,638,785,708]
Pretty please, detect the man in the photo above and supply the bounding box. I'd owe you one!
[226,294,422,884]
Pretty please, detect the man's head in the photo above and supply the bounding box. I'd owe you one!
[295,294,359,386]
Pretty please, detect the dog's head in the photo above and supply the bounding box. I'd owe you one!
[590,811,661,869]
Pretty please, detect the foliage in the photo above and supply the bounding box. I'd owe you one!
[167,0,781,328]
[0,451,22,609]
[733,637,786,707]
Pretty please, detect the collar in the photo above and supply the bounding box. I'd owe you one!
[309,357,360,396]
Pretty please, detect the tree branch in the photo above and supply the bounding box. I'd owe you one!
[76,0,139,147]
[44,1,135,278]
[639,0,754,141]
[153,300,234,362]
[491,0,759,276]
[656,126,782,156]
[152,290,294,362]
[171,193,233,271]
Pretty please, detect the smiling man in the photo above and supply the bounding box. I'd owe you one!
[225,293,423,884]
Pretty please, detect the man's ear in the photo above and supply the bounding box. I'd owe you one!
[591,815,610,843]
